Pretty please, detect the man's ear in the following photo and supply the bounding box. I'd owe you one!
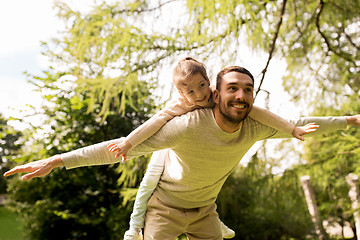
[213,89,219,104]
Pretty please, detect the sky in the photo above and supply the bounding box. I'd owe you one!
[0,0,97,121]
[0,0,306,173]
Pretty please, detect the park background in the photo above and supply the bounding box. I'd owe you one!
[0,0,359,239]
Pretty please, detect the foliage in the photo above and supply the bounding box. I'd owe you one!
[296,99,360,237]
[217,153,314,239]
[0,113,22,194]
[6,2,159,239]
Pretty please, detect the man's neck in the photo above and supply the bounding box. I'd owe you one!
[212,108,243,133]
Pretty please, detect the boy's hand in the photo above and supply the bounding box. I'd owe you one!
[292,123,319,141]
[3,155,64,180]
[107,139,132,163]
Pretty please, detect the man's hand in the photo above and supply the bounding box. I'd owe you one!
[346,115,360,127]
[292,123,319,141]
[3,155,64,181]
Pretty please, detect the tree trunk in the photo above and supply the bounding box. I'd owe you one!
[300,175,329,240]
[346,173,360,240]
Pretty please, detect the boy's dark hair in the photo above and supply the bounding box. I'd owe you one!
[173,57,210,89]
[216,66,254,90]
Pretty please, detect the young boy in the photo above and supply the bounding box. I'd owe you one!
[107,57,317,240]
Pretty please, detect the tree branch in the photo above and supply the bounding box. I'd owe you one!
[255,0,288,98]
[113,0,179,14]
[315,0,357,65]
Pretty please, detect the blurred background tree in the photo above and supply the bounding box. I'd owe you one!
[0,113,23,194]
[4,0,359,239]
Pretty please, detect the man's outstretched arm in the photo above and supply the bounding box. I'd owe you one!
[3,111,189,180]
[345,115,360,126]
[270,114,360,139]
[3,155,64,181]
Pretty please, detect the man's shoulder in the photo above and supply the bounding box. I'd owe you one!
[164,108,212,128]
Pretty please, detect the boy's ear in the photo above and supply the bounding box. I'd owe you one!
[213,89,219,104]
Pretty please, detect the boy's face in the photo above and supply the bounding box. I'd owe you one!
[178,73,212,107]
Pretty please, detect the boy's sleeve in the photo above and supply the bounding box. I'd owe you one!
[268,116,348,139]
[248,106,295,134]
[61,111,190,169]
[126,97,196,148]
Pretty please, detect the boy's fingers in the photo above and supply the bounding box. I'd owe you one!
[108,146,119,152]
[122,155,127,163]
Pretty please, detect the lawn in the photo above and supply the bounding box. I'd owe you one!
[0,206,24,240]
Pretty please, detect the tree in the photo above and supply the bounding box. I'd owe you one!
[0,113,22,194]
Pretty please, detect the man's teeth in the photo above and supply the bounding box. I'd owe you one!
[233,104,246,109]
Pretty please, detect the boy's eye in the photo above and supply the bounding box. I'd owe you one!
[188,90,194,94]
[200,83,205,88]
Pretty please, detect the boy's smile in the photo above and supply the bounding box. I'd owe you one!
[178,73,212,107]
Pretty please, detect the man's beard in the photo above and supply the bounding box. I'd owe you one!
[218,95,252,124]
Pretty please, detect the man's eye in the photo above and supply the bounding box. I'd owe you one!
[245,88,252,92]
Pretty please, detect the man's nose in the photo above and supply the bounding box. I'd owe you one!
[235,89,246,100]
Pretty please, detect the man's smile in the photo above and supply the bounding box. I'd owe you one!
[230,102,249,110]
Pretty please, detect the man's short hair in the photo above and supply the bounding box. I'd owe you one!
[216,66,254,90]
[173,57,210,88]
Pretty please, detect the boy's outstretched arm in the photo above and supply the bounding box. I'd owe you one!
[249,106,309,140]
[3,155,64,180]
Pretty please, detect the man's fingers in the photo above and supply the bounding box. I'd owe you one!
[306,129,318,133]
[297,136,304,141]
[22,168,42,181]
[4,165,31,177]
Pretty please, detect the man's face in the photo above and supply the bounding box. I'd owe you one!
[214,71,254,129]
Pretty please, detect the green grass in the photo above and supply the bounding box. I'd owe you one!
[0,206,24,240]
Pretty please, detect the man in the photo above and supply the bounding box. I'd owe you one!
[5,66,360,239]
